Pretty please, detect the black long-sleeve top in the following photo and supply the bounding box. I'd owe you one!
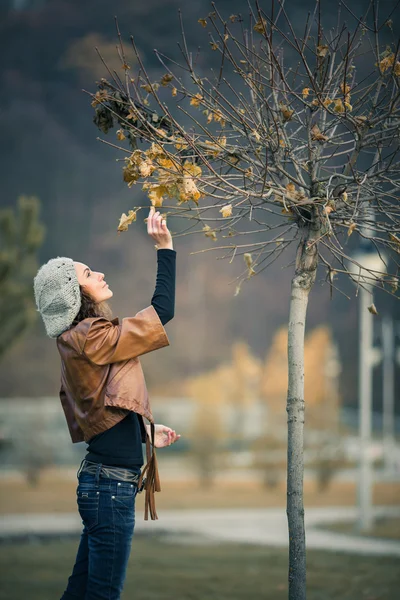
[85,249,176,469]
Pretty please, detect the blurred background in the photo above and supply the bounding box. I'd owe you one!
[0,1,399,599]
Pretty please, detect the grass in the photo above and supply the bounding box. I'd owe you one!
[0,534,399,600]
[319,517,400,541]
[1,469,400,514]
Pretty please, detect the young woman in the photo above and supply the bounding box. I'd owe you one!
[33,207,179,600]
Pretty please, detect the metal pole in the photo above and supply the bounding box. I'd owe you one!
[357,286,373,531]
[382,316,395,474]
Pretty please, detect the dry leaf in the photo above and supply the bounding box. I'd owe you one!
[302,88,310,98]
[198,18,207,28]
[220,204,233,218]
[286,182,296,194]
[210,42,219,51]
[244,253,253,268]
[368,303,378,315]
[229,14,238,22]
[117,210,137,232]
[311,124,328,142]
[334,99,345,113]
[279,102,294,121]
[340,82,351,95]
[347,222,356,236]
[171,87,178,97]
[379,53,395,73]
[253,18,267,34]
[317,45,329,58]
[203,225,217,240]
[190,93,203,107]
[116,129,126,141]
[160,73,174,86]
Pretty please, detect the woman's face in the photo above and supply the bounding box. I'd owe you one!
[73,262,113,303]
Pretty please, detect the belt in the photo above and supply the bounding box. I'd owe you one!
[78,459,144,489]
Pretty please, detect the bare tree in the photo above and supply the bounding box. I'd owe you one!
[0,196,45,360]
[87,1,400,597]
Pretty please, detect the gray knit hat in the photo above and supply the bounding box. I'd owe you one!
[33,257,81,338]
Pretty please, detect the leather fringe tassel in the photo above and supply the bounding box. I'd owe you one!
[138,422,161,520]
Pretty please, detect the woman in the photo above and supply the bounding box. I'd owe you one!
[33,207,179,600]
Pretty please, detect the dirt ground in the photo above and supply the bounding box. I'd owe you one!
[0,468,399,514]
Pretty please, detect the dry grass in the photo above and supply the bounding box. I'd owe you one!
[0,536,399,600]
[319,517,400,541]
[0,468,399,515]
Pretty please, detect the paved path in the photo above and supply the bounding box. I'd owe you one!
[1,507,400,556]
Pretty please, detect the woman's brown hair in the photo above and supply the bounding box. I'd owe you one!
[70,286,113,328]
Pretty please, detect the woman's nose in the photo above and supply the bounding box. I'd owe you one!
[98,272,105,281]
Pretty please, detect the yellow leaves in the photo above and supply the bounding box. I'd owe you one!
[220,204,232,218]
[286,182,296,194]
[389,233,400,252]
[147,185,166,208]
[91,89,109,107]
[138,159,156,177]
[180,175,201,204]
[395,62,400,76]
[340,82,351,95]
[117,209,137,232]
[317,45,329,58]
[116,129,126,141]
[204,108,226,126]
[203,225,217,240]
[279,102,294,121]
[182,161,202,178]
[354,115,368,126]
[347,222,356,237]
[146,142,166,160]
[198,18,207,27]
[311,124,329,142]
[302,88,310,99]
[172,86,178,97]
[244,253,256,277]
[210,42,219,51]
[251,129,261,142]
[368,303,378,315]
[160,73,174,86]
[253,18,267,34]
[204,136,226,157]
[140,82,159,94]
[379,53,395,72]
[333,99,345,113]
[245,166,253,178]
[190,93,203,107]
[174,137,189,151]
[344,102,353,111]
[229,14,238,22]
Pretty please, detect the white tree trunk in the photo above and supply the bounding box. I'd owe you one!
[286,222,319,600]
[287,277,310,600]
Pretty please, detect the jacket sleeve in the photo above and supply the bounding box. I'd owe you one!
[81,305,170,366]
[59,383,85,443]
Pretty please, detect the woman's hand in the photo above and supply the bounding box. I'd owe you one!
[147,207,173,250]
[145,423,181,448]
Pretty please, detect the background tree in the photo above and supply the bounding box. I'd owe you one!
[87,1,400,598]
[0,196,45,360]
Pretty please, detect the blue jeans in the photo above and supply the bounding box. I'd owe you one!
[61,467,139,600]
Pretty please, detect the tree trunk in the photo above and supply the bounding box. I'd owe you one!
[286,221,319,600]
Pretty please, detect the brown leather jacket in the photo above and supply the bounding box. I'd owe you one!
[56,305,170,519]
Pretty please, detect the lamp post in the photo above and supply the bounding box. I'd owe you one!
[350,242,387,531]
[382,316,395,474]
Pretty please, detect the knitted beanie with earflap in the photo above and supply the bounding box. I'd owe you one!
[33,257,81,338]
